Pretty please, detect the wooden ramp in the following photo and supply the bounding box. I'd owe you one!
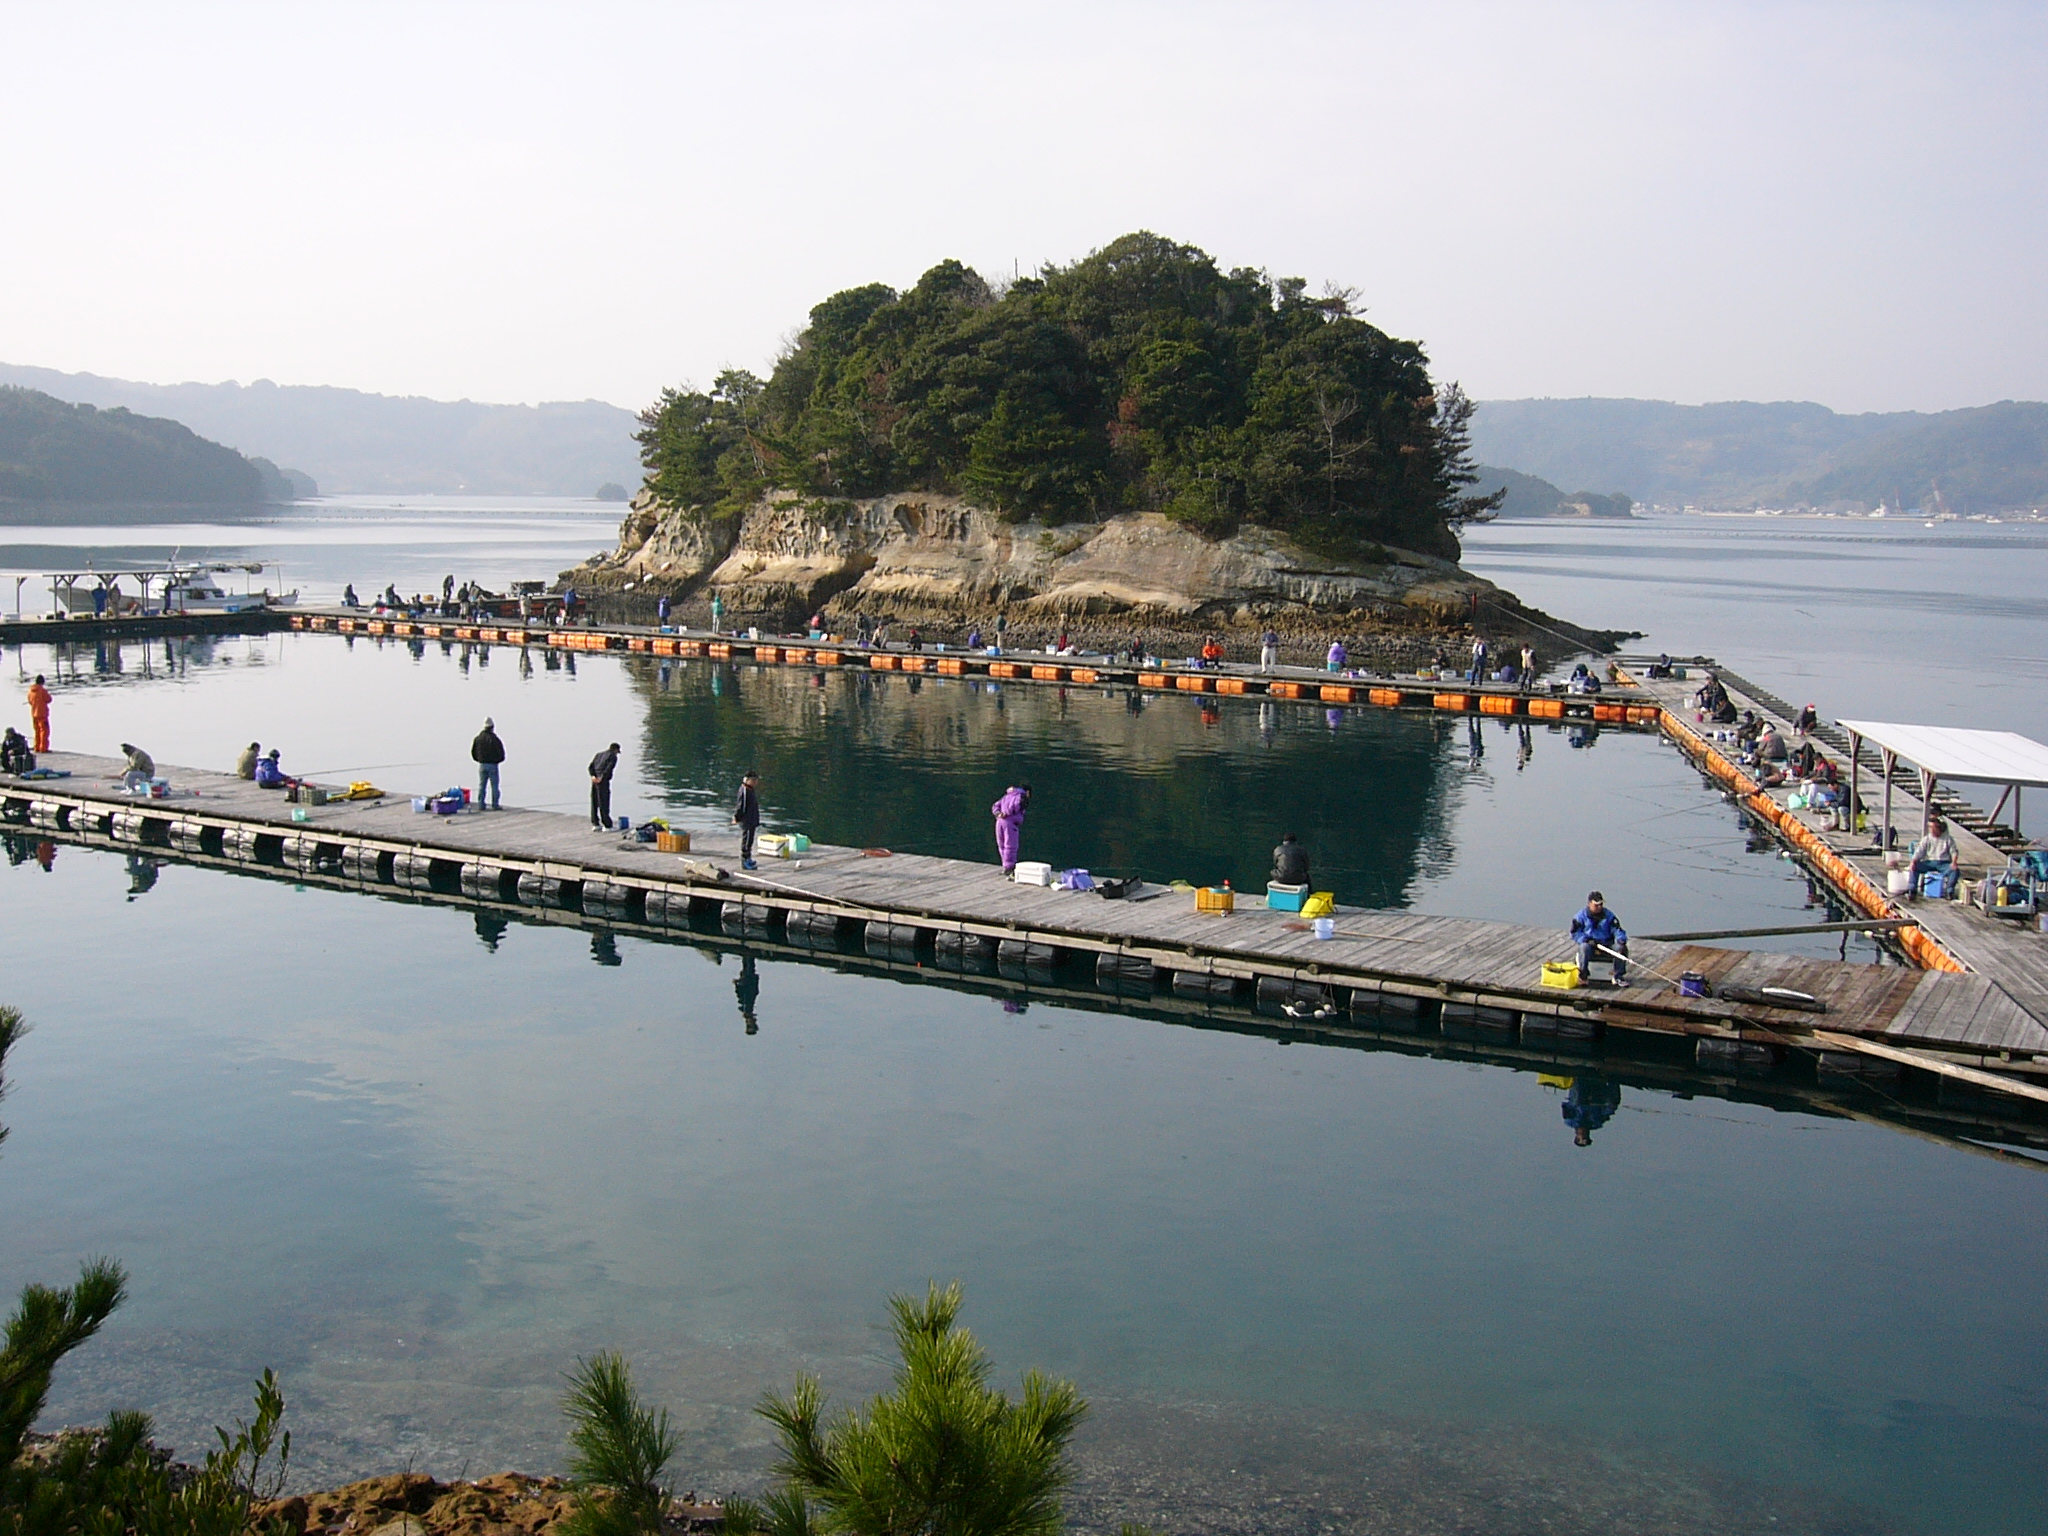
[7,752,2044,1082]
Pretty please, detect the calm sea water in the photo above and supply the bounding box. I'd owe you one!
[2,503,2045,1536]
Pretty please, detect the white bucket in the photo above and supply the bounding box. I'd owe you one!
[1312,917,1335,940]
[1886,867,1914,895]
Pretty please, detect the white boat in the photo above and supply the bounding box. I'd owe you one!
[162,565,297,613]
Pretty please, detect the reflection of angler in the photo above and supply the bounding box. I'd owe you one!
[735,954,760,1034]
[124,854,156,893]
[1562,1073,1621,1147]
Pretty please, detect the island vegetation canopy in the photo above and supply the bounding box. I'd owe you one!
[636,233,1499,560]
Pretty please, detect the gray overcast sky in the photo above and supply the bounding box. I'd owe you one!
[2,1,2042,415]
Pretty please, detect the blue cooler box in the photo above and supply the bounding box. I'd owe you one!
[1267,882,1309,912]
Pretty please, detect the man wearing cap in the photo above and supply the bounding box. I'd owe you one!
[1569,891,1629,985]
[471,718,505,809]
[733,769,762,870]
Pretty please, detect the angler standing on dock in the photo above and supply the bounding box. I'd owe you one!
[1570,892,1629,985]
[589,742,620,830]
[734,768,762,870]
[27,674,51,753]
[471,717,505,810]
[992,782,1031,876]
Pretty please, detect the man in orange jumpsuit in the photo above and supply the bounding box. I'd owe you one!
[27,674,51,753]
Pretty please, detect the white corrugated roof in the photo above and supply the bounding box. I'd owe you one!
[1836,721,2048,788]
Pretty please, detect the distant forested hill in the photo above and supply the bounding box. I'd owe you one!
[1469,464,1633,519]
[635,232,1501,561]
[1470,397,2048,512]
[0,386,305,504]
[0,363,641,496]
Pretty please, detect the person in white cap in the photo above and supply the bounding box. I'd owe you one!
[471,718,505,809]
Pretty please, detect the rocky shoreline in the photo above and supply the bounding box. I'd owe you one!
[567,492,1630,664]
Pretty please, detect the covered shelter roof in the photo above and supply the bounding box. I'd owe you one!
[1835,722,2048,790]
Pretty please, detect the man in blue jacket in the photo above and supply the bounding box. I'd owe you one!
[1570,890,1628,984]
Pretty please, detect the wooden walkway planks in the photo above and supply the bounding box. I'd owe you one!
[8,749,2044,1080]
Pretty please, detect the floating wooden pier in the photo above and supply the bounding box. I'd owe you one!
[6,750,2045,1107]
[279,607,1668,728]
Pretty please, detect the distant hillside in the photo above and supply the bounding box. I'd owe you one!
[1470,464,1633,520]
[1787,401,2048,513]
[0,386,305,504]
[0,363,642,496]
[1470,397,2048,512]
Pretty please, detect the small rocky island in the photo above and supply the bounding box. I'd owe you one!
[570,233,1618,661]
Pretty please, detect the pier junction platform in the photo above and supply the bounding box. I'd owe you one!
[7,604,2047,1152]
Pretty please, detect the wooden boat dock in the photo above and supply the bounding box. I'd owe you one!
[7,748,2045,1110]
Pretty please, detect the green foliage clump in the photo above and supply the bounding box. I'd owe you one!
[754,1282,1085,1536]
[559,1353,678,1536]
[636,233,1500,559]
[1,1005,294,1536]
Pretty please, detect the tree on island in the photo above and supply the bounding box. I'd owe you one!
[635,233,1502,561]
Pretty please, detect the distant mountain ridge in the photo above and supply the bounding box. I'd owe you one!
[0,363,643,496]
[0,385,306,504]
[1470,397,2048,512]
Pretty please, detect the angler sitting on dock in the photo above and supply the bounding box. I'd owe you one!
[1908,816,1958,894]
[1570,892,1629,986]
[1,727,33,775]
[236,741,261,779]
[1271,832,1310,887]
[254,749,288,788]
[118,743,155,791]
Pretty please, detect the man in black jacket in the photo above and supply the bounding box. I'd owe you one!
[733,769,762,870]
[1271,832,1311,887]
[471,718,505,809]
[589,742,620,829]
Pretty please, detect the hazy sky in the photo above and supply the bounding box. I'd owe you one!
[2,1,2042,414]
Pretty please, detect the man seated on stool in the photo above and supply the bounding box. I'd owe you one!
[1908,816,1958,896]
[1570,891,1629,985]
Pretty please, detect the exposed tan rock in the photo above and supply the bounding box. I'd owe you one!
[571,492,1495,633]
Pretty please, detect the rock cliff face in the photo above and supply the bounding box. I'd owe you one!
[574,491,1507,633]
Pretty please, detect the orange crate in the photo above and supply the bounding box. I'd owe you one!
[1479,694,1518,716]
[1432,692,1472,711]
[901,655,929,672]
[1068,668,1098,684]
[1627,705,1662,725]
[783,647,810,664]
[937,657,966,675]
[627,637,651,652]
[1593,703,1627,723]
[367,620,389,635]
[1031,664,1064,681]
[1321,685,1358,704]
[813,649,840,665]
[1528,697,1564,719]
[1137,672,1169,689]
[338,618,358,632]
[653,638,679,655]
[709,643,732,658]
[869,653,897,670]
[1267,681,1304,698]
[290,615,306,629]
[1215,677,1247,694]
[990,662,1021,679]
[1177,675,1211,692]
[1368,688,1402,706]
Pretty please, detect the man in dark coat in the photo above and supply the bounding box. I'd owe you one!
[1271,832,1311,887]
[471,717,505,809]
[733,769,762,870]
[589,742,620,829]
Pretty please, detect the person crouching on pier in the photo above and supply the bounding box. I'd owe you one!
[1570,891,1628,985]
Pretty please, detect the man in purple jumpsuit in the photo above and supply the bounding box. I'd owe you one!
[991,783,1032,875]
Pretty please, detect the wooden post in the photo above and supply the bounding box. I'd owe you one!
[1881,747,1894,851]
